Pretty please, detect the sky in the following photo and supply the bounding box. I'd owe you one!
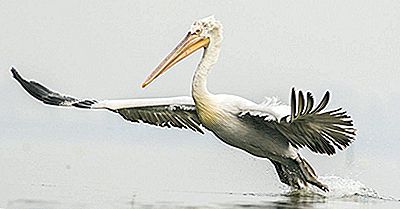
[0,0,399,205]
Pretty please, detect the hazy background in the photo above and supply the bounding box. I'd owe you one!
[0,0,399,208]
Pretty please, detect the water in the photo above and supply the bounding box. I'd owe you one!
[3,184,399,209]
[2,172,399,209]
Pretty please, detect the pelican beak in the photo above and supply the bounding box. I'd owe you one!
[141,32,210,88]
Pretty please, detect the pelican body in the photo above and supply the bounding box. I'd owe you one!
[142,16,356,191]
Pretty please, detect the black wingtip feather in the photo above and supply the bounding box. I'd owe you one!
[11,68,95,109]
[11,68,53,103]
[11,67,23,82]
[305,92,314,114]
[297,91,305,118]
[291,88,296,121]
[311,91,330,114]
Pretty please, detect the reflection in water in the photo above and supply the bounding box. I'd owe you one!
[127,179,399,209]
[131,192,398,209]
[5,183,400,209]
[228,192,327,209]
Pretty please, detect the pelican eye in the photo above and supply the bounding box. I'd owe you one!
[194,28,202,35]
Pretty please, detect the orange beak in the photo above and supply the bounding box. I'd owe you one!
[142,32,210,88]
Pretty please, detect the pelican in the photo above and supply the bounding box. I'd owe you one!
[11,17,355,192]
[141,16,356,191]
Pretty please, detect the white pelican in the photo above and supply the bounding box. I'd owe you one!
[141,16,356,191]
[12,17,355,192]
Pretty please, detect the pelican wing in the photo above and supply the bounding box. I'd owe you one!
[239,88,356,155]
[11,68,204,134]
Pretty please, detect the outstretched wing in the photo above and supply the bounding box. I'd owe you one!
[239,88,356,155]
[11,68,204,134]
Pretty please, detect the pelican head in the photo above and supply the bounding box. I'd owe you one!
[190,16,222,41]
[142,16,222,88]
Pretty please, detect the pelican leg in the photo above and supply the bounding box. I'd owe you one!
[296,155,329,192]
[271,160,290,186]
[270,156,328,192]
[271,159,305,189]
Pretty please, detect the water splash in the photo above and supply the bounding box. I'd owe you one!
[282,176,398,202]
